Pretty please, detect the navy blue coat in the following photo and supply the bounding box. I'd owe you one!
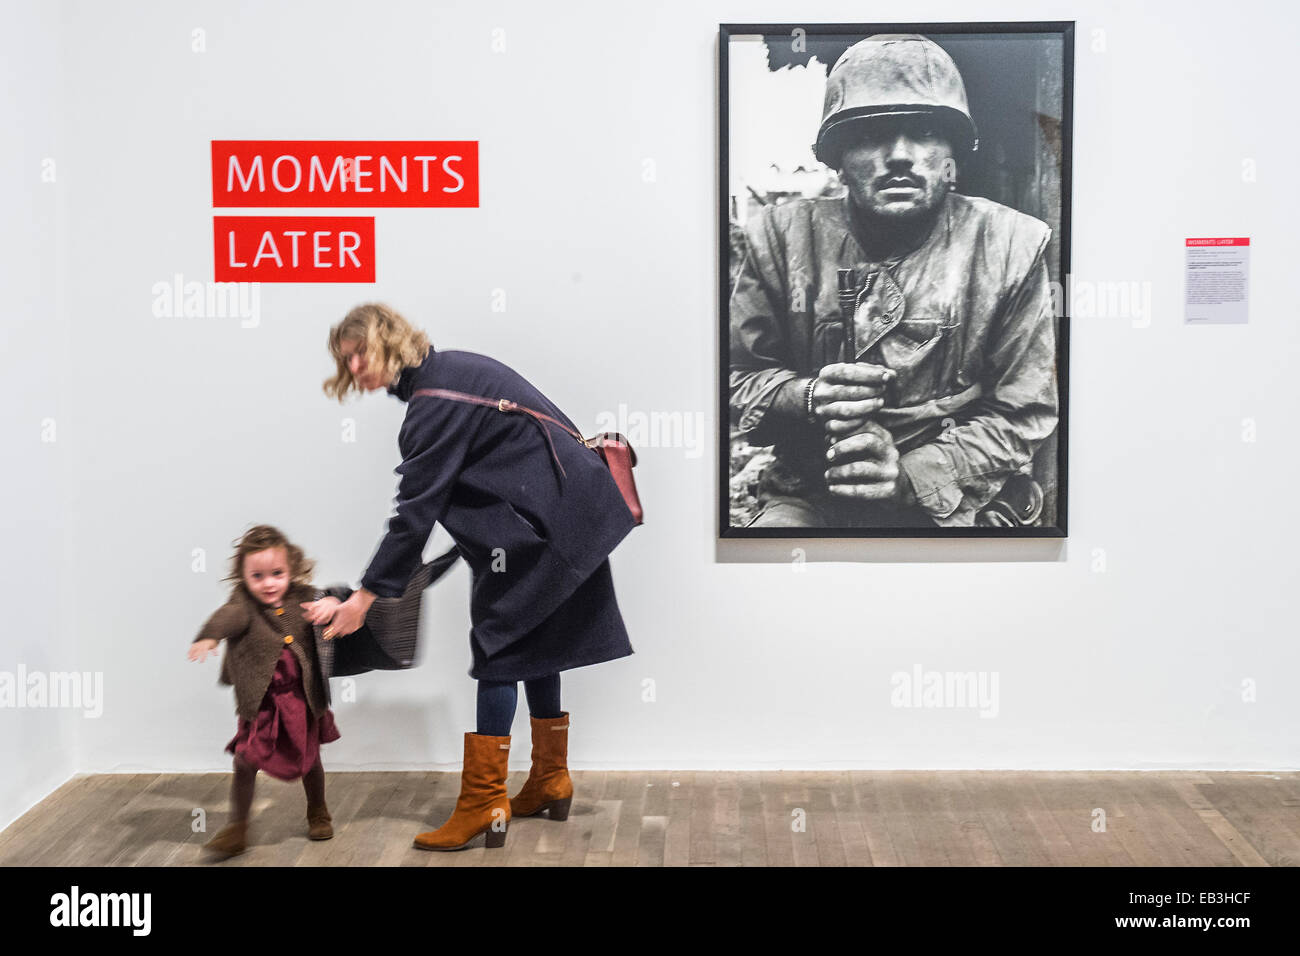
[359,347,637,681]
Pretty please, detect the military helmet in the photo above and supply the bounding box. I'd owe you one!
[814,34,978,167]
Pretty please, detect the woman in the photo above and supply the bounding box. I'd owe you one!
[303,303,637,851]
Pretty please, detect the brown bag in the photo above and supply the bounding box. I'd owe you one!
[584,432,642,525]
[412,388,643,525]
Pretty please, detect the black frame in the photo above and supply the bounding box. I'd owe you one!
[719,21,1073,539]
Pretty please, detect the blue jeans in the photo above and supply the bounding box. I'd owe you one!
[476,674,561,736]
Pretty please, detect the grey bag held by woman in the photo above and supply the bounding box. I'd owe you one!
[313,545,462,679]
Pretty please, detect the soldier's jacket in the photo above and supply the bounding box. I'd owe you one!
[729,190,1059,526]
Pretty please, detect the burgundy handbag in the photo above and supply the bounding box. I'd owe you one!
[412,388,643,525]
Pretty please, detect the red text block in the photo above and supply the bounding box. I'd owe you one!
[214,216,375,282]
[212,141,478,208]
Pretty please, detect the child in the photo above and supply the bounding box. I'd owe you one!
[189,524,347,858]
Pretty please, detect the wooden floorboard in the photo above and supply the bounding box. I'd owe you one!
[0,774,87,860]
[2,770,1296,866]
[1023,773,1085,867]
[1207,773,1300,867]
[852,771,899,866]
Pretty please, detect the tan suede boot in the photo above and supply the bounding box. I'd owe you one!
[204,820,248,858]
[306,804,333,840]
[412,733,511,851]
[509,712,573,820]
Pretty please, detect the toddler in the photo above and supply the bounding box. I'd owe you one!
[189,524,347,858]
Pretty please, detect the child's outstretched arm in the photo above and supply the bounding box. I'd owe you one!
[189,601,250,662]
[189,639,220,662]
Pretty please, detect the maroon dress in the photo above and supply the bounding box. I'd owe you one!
[226,610,340,782]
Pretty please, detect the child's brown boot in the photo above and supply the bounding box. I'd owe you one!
[204,820,248,858]
[307,804,333,840]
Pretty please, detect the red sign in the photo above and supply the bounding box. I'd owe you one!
[212,141,478,208]
[214,216,375,282]
[1185,237,1250,246]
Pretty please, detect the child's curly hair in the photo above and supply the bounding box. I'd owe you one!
[222,524,316,596]
[322,302,431,402]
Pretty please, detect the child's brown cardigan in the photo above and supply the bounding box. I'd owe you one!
[193,581,349,722]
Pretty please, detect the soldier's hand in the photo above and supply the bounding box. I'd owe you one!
[812,363,895,430]
[824,414,875,437]
[824,420,901,499]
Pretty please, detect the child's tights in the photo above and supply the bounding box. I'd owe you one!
[229,753,326,821]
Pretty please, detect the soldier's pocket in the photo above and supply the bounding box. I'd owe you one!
[881,316,958,406]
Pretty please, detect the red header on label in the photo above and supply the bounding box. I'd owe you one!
[1185,237,1250,246]
[212,141,478,208]
[214,216,375,282]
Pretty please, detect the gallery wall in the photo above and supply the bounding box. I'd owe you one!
[4,0,1298,831]
[2,1,77,833]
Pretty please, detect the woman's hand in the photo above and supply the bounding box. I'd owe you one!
[298,596,341,625]
[318,592,373,639]
[189,639,219,662]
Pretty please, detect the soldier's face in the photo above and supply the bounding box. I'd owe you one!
[839,117,955,222]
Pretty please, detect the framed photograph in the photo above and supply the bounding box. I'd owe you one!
[721,23,1072,537]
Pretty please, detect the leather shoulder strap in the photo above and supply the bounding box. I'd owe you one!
[410,387,582,484]
[411,388,585,443]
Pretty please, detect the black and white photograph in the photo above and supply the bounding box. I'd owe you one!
[723,23,1072,536]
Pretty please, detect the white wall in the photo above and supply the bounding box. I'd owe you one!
[4,0,1297,829]
[1,0,79,831]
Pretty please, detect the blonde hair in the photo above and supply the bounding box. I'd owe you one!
[223,524,316,597]
[322,302,431,402]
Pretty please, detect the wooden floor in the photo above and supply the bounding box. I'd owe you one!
[2,771,1297,866]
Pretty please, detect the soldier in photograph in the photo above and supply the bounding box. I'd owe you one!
[730,34,1059,528]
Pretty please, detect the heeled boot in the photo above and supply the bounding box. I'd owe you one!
[412,732,511,850]
[509,711,573,821]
